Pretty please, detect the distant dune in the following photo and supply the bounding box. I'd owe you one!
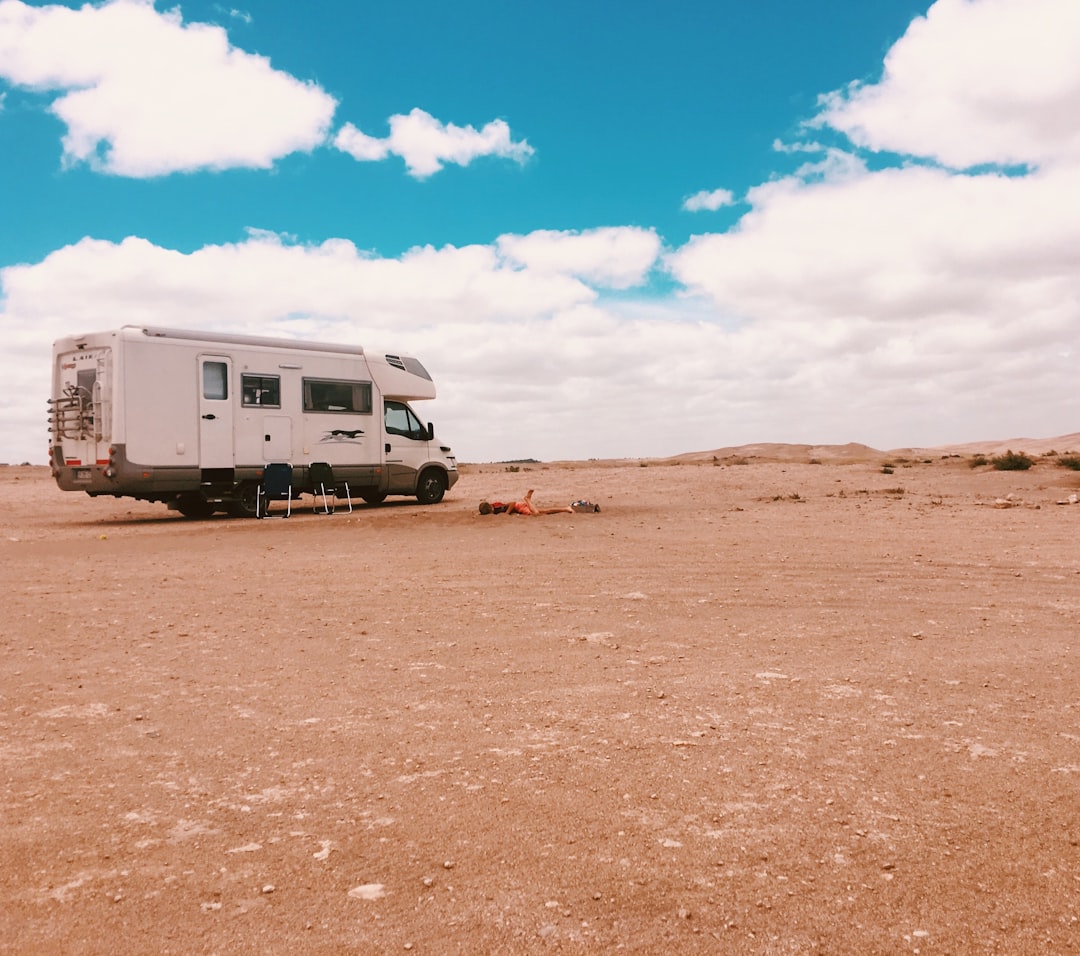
[900,432,1080,458]
[666,432,1080,464]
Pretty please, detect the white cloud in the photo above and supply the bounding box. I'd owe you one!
[222,7,252,25]
[334,108,534,178]
[495,227,661,290]
[771,138,823,155]
[0,231,601,334]
[0,1,533,182]
[332,123,389,163]
[0,0,336,176]
[0,226,666,359]
[682,188,735,212]
[816,0,1080,169]
[669,160,1080,327]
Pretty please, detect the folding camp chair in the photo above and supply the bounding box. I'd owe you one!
[309,461,352,514]
[257,462,293,518]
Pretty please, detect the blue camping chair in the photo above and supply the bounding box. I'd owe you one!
[257,462,293,518]
[309,461,352,515]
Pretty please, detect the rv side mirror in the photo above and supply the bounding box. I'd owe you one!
[426,422,435,441]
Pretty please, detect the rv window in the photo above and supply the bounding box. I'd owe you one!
[203,361,228,400]
[302,378,372,414]
[76,367,96,424]
[76,367,96,410]
[384,400,426,440]
[242,374,281,408]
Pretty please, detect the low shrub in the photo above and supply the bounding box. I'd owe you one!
[1057,455,1080,471]
[991,450,1034,471]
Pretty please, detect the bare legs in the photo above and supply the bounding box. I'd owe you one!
[520,490,572,516]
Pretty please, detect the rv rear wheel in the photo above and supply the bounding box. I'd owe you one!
[360,491,387,505]
[228,482,260,518]
[175,492,216,519]
[415,469,447,505]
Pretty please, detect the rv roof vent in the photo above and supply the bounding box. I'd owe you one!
[384,353,432,380]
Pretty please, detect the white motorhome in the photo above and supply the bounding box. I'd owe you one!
[49,326,459,517]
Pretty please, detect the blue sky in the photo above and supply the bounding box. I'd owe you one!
[2,0,1078,464]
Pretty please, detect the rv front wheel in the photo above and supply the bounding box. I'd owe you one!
[415,469,447,505]
[175,492,216,519]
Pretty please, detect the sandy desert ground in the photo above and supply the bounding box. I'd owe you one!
[1,442,1078,954]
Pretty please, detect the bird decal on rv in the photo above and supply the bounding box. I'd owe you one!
[320,428,365,443]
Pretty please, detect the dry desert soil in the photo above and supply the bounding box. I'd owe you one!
[1,446,1078,954]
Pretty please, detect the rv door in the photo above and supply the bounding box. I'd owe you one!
[198,355,234,469]
[383,399,431,492]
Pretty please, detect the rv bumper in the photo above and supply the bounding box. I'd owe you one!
[52,444,200,498]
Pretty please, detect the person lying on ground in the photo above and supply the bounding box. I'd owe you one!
[478,490,574,516]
